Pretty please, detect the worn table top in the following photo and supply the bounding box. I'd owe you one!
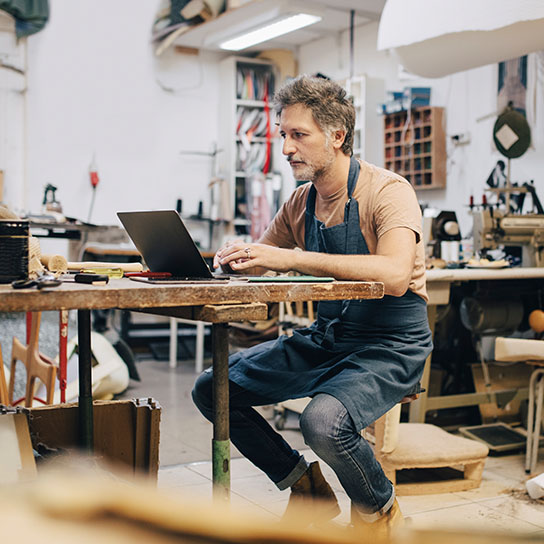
[426,266,544,282]
[0,278,384,314]
[425,267,544,306]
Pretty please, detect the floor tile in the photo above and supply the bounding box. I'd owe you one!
[158,465,211,488]
[119,355,544,536]
[476,495,544,529]
[397,492,471,515]
[408,501,543,534]
[454,471,524,502]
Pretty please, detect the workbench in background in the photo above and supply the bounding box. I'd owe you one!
[411,267,544,425]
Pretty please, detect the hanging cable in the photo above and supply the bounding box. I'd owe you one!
[349,9,355,79]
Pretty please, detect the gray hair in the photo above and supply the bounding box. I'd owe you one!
[273,75,355,156]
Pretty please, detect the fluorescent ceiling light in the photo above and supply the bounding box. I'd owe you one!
[219,13,321,51]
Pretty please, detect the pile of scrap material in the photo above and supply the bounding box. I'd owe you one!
[151,0,226,55]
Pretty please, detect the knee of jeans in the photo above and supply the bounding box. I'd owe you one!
[192,372,213,416]
[299,400,339,455]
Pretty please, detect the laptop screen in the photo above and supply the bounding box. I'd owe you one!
[117,210,214,279]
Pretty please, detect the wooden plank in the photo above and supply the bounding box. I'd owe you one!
[136,303,268,323]
[198,303,268,322]
[146,399,161,479]
[173,45,199,55]
[0,279,384,313]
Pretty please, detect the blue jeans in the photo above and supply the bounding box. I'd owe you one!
[192,370,394,516]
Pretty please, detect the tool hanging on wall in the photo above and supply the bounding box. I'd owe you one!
[88,153,100,223]
[42,184,62,214]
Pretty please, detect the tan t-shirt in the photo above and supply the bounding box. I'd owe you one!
[260,159,428,301]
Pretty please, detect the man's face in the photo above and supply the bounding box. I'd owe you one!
[278,104,336,182]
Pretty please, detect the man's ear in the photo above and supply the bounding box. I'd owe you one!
[332,129,346,149]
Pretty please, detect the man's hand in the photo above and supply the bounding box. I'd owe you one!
[213,227,417,296]
[213,239,246,272]
[214,241,292,274]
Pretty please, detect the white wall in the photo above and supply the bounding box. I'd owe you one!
[298,22,544,238]
[5,0,225,229]
[0,14,25,209]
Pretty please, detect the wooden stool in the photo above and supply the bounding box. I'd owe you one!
[495,336,544,474]
[8,312,57,407]
[369,404,489,495]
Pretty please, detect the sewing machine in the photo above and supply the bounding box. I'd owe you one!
[472,207,544,267]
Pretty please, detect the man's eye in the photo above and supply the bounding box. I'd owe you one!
[294,132,304,138]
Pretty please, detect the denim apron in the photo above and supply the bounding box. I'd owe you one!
[228,157,433,430]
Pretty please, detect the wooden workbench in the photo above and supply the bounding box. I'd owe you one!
[410,267,544,423]
[0,277,383,499]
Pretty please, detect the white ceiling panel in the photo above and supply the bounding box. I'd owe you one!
[173,0,386,52]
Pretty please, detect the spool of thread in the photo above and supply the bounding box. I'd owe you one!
[41,254,68,274]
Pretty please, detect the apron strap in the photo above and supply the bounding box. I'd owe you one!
[346,156,360,199]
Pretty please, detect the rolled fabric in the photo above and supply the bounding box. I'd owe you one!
[41,254,68,274]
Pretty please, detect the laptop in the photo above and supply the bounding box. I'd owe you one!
[117,210,232,282]
[117,209,335,284]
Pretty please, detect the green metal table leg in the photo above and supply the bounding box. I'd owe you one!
[212,323,230,502]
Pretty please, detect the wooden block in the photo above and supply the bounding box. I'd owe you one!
[138,302,268,323]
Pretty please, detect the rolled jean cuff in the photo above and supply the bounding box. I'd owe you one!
[353,489,396,522]
[275,456,309,490]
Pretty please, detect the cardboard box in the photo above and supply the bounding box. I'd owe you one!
[24,398,161,479]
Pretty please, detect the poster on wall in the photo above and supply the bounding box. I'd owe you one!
[497,56,527,115]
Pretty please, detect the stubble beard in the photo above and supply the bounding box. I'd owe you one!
[289,146,336,183]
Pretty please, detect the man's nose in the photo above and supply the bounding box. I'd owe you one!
[282,136,296,156]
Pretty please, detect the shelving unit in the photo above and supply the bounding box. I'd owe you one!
[342,75,385,165]
[218,56,280,236]
[383,106,446,190]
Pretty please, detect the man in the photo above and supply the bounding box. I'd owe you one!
[192,75,432,534]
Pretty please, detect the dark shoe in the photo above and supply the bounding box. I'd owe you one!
[350,498,404,543]
[282,461,340,525]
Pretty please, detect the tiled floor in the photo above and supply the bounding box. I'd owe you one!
[120,355,544,537]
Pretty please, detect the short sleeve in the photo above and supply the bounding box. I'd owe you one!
[374,179,422,243]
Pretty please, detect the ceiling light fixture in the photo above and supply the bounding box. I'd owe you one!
[219,13,322,51]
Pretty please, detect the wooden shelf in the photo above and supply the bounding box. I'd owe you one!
[219,56,279,236]
[340,75,384,165]
[383,106,446,190]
